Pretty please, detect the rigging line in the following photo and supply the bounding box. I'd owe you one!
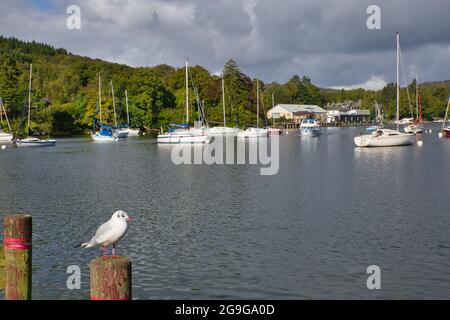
[399,46,414,119]
[259,85,269,126]
[188,66,208,126]
[380,38,396,84]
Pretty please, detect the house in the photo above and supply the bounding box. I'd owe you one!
[267,104,327,123]
[323,100,371,124]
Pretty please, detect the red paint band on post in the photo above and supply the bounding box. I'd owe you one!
[90,296,131,301]
[4,237,32,250]
[4,237,31,244]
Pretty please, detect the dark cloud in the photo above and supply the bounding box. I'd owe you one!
[0,0,449,89]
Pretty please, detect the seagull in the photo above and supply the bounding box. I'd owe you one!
[77,210,133,257]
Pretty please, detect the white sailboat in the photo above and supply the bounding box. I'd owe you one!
[16,64,56,147]
[110,81,128,139]
[0,97,14,143]
[158,59,209,144]
[206,75,241,136]
[354,32,415,147]
[237,80,268,138]
[91,76,117,142]
[122,90,140,137]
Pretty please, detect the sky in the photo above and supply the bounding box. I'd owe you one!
[1,0,450,90]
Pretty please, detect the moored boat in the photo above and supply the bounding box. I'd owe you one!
[354,32,414,148]
[91,76,117,143]
[206,76,241,137]
[237,127,268,138]
[299,116,321,137]
[16,136,56,147]
[237,80,268,139]
[157,60,209,144]
[354,128,414,147]
[0,98,13,143]
[16,64,56,148]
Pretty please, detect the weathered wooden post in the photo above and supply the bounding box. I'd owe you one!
[3,214,32,300]
[90,256,132,300]
[0,245,5,290]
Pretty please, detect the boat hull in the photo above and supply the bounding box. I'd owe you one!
[354,131,415,147]
[16,139,56,147]
[113,129,129,139]
[299,127,321,137]
[91,133,117,142]
[237,128,268,138]
[0,133,14,143]
[125,128,140,137]
[157,133,209,144]
[206,127,241,136]
[443,128,450,137]
[404,124,424,134]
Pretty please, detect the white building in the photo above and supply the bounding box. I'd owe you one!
[326,109,370,123]
[267,104,327,122]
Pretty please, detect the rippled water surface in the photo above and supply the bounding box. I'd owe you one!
[1,125,450,299]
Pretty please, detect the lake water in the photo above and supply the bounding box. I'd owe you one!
[1,125,450,299]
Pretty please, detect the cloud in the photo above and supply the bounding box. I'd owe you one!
[330,76,387,91]
[0,0,450,88]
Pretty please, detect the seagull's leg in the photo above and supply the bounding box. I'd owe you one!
[104,245,107,258]
[112,244,116,257]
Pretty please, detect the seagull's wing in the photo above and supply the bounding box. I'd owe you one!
[89,220,114,245]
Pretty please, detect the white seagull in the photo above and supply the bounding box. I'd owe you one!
[78,210,133,257]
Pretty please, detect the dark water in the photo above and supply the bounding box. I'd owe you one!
[1,125,450,300]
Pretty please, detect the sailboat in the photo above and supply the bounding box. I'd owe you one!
[206,75,241,136]
[110,81,128,139]
[366,101,383,133]
[267,92,283,136]
[16,64,56,147]
[157,59,209,144]
[442,97,450,137]
[237,80,268,138]
[91,76,117,142]
[121,90,140,137]
[404,74,424,134]
[0,97,14,143]
[354,32,415,147]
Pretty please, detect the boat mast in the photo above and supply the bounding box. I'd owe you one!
[185,59,189,125]
[272,92,275,127]
[111,80,117,128]
[396,32,400,131]
[125,90,130,127]
[28,64,32,137]
[416,74,419,122]
[222,75,226,127]
[256,80,259,129]
[99,76,102,125]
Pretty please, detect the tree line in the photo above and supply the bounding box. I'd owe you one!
[0,36,449,135]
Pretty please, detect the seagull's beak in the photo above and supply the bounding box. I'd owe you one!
[126,216,134,221]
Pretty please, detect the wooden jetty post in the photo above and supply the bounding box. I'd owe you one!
[90,256,132,300]
[0,245,4,290]
[3,214,32,300]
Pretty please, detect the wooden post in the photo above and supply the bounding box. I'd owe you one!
[0,245,5,290]
[90,256,132,300]
[4,214,32,300]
